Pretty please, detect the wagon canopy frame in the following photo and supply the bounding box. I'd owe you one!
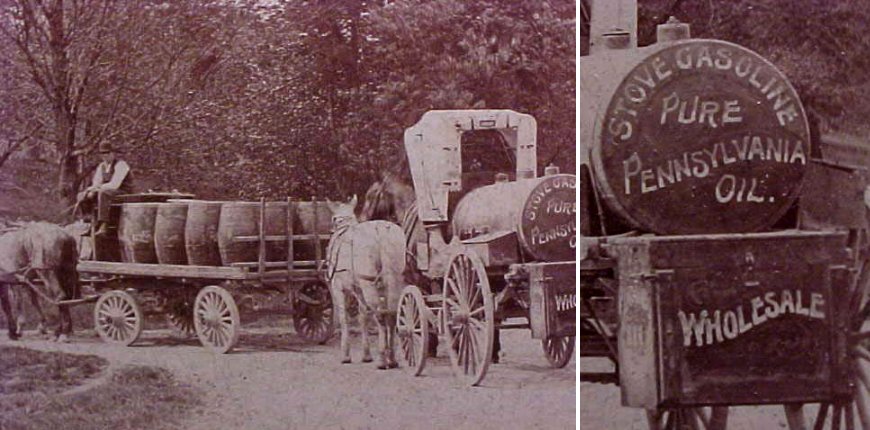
[403,109,538,223]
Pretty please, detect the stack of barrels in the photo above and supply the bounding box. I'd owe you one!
[116,200,333,266]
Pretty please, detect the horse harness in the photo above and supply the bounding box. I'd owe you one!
[326,219,384,290]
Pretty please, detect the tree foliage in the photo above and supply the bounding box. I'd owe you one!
[633,0,870,132]
[0,0,575,220]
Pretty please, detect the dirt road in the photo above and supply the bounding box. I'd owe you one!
[1,326,575,430]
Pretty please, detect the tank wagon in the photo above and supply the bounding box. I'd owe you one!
[581,1,870,429]
[77,193,335,353]
[393,109,575,386]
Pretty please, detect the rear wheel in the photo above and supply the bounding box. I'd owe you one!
[193,285,240,354]
[397,285,429,376]
[443,250,494,387]
[164,289,196,338]
[783,261,870,429]
[94,290,143,346]
[647,407,729,430]
[543,336,575,368]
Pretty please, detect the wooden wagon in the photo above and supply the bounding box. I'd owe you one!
[77,193,335,353]
[393,110,576,386]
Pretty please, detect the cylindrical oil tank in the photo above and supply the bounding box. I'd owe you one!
[581,37,810,234]
[217,201,333,266]
[184,201,223,266]
[154,202,188,265]
[451,173,576,262]
[118,203,160,263]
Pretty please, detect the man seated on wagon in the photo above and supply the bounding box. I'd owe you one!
[76,142,133,236]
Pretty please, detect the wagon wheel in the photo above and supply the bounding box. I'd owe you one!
[783,260,870,430]
[647,407,729,430]
[164,290,196,338]
[543,336,575,368]
[397,285,430,376]
[442,250,494,386]
[193,285,240,354]
[94,290,143,346]
[293,281,335,344]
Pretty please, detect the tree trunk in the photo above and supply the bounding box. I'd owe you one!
[46,0,78,208]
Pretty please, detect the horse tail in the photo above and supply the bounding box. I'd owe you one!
[378,223,406,311]
[59,234,80,300]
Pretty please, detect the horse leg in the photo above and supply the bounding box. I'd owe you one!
[385,311,399,368]
[0,283,18,340]
[27,287,47,335]
[334,285,352,364]
[13,285,25,336]
[34,270,65,341]
[58,304,72,342]
[358,300,373,363]
[374,310,389,370]
[492,328,501,364]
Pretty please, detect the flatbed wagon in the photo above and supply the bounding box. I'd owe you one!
[77,194,335,353]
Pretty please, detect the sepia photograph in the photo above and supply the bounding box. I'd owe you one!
[581,0,870,429]
[0,0,576,429]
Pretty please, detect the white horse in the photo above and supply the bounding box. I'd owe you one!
[326,196,406,369]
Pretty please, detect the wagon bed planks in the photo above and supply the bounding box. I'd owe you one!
[77,260,249,280]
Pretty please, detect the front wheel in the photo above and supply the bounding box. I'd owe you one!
[293,281,335,344]
[193,285,240,354]
[397,285,430,376]
[94,290,143,346]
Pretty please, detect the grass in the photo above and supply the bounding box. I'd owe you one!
[0,346,201,430]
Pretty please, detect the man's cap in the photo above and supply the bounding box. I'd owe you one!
[98,142,115,153]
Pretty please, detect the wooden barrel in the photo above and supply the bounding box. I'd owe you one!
[154,202,188,265]
[217,201,333,266]
[184,201,224,266]
[291,201,333,263]
[118,203,160,263]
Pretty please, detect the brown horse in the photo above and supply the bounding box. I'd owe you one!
[360,174,503,362]
[0,222,80,341]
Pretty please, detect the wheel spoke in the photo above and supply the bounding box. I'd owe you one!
[846,402,855,430]
[445,278,461,303]
[854,345,870,363]
[444,297,462,312]
[856,375,870,430]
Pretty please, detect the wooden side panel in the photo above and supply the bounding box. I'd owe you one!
[527,262,576,339]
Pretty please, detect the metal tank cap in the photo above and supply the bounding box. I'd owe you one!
[603,28,632,49]
[657,16,691,43]
[544,164,560,176]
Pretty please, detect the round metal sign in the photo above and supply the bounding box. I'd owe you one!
[592,40,810,234]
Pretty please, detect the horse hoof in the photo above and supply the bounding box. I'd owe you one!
[377,364,388,370]
[362,357,373,363]
[387,362,399,369]
[341,359,352,364]
[7,332,19,341]
[56,334,69,343]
